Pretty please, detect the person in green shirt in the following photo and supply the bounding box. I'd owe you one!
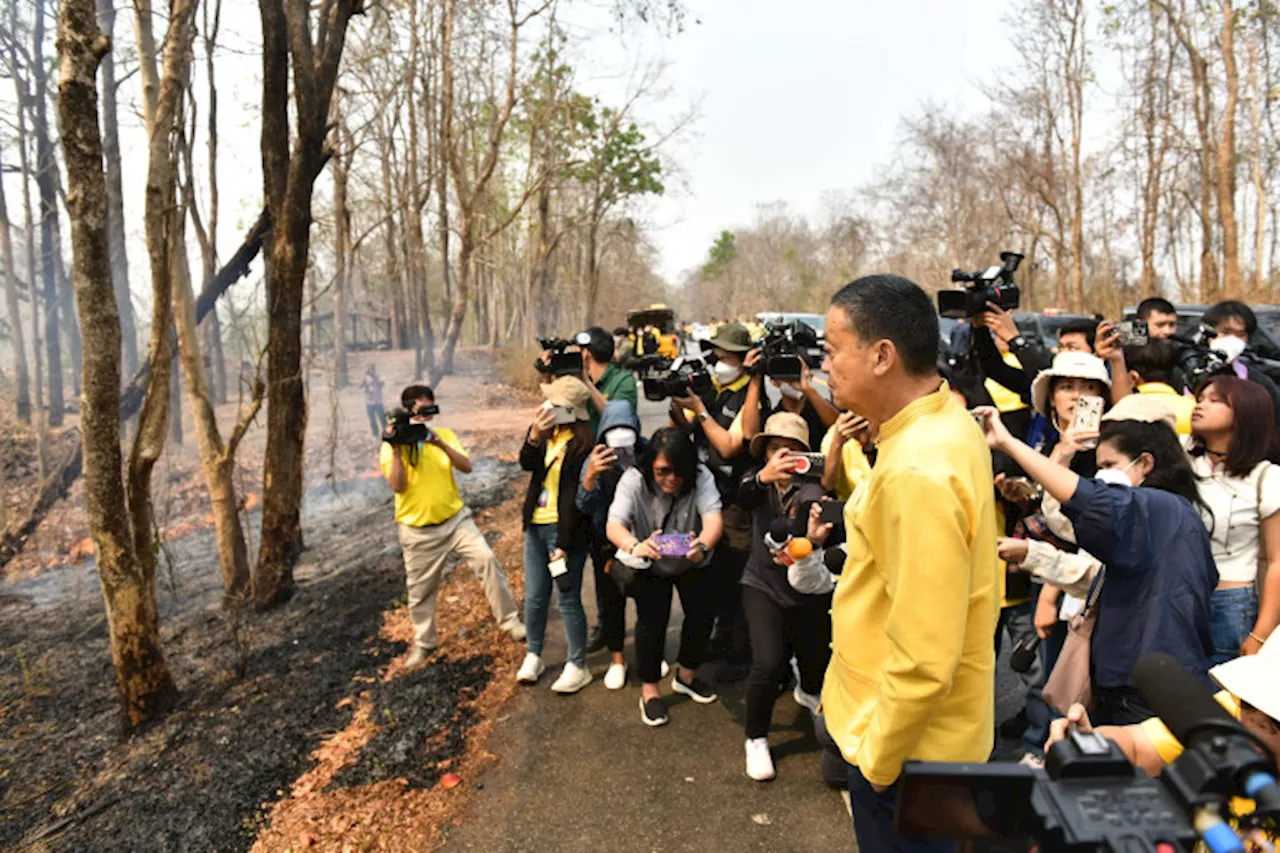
[579,326,639,435]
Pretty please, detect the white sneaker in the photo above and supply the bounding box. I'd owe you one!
[660,660,670,678]
[793,685,820,715]
[604,661,627,690]
[745,738,776,781]
[516,653,545,684]
[551,661,593,694]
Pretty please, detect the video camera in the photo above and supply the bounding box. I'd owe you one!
[895,654,1280,853]
[938,251,1024,319]
[534,332,590,377]
[632,353,714,402]
[755,321,824,381]
[1171,325,1234,390]
[384,404,440,445]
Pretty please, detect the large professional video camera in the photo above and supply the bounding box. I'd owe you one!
[534,332,590,377]
[938,252,1024,319]
[1171,324,1235,390]
[384,404,439,445]
[895,653,1280,853]
[631,353,713,402]
[755,321,824,381]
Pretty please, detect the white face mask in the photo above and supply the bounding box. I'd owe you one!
[1096,459,1141,488]
[604,428,637,449]
[713,360,743,385]
[779,382,804,401]
[1211,335,1247,363]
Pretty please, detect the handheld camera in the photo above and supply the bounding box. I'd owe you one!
[938,252,1024,319]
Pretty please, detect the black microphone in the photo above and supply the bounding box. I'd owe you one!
[823,543,846,576]
[1132,653,1280,819]
[764,517,793,552]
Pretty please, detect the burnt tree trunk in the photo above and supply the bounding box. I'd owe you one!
[56,0,178,730]
[33,0,65,426]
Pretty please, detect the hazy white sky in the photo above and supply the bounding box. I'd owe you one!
[6,0,1015,299]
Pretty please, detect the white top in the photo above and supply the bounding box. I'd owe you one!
[1191,456,1280,583]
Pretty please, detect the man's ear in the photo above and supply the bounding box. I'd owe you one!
[1128,370,1142,387]
[870,339,896,378]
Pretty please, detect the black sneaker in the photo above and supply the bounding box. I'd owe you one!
[640,695,669,727]
[586,625,606,654]
[671,670,719,704]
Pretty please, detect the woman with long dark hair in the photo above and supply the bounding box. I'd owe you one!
[516,377,596,694]
[978,399,1217,725]
[607,427,724,727]
[1190,375,1280,663]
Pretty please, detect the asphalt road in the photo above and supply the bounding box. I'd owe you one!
[440,393,1026,853]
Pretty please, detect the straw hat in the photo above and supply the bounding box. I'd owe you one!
[1031,352,1111,418]
[749,412,811,457]
[539,376,591,422]
[1210,633,1280,722]
[1101,394,1178,433]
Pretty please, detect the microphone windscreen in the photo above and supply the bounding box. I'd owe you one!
[787,538,813,560]
[1131,653,1239,747]
[824,544,847,575]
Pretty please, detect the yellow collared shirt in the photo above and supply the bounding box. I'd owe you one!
[986,351,1029,414]
[823,384,1000,787]
[379,427,466,527]
[1137,383,1195,436]
[820,424,873,501]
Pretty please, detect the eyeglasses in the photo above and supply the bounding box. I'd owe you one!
[652,466,681,480]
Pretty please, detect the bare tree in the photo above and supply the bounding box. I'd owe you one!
[0,144,31,424]
[56,0,178,730]
[32,0,65,426]
[252,0,361,608]
[97,0,138,376]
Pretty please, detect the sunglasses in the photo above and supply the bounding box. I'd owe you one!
[652,466,682,480]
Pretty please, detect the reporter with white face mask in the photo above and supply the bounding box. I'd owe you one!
[753,359,838,452]
[977,395,1219,724]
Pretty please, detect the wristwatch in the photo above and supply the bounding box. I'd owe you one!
[1010,335,1028,350]
[696,411,711,424]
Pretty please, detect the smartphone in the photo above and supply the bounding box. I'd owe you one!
[790,452,826,479]
[1073,394,1104,447]
[614,446,636,469]
[547,405,577,425]
[1113,319,1149,348]
[819,500,846,526]
[653,533,695,558]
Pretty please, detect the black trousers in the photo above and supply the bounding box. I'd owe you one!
[710,530,751,662]
[630,569,715,685]
[590,542,627,653]
[742,585,832,739]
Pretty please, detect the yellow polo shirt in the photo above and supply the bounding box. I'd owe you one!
[380,428,465,527]
[820,425,873,501]
[531,427,573,525]
[1137,383,1195,436]
[986,352,1029,414]
[823,384,1000,786]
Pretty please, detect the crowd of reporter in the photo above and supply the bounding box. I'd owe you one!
[376,288,1280,851]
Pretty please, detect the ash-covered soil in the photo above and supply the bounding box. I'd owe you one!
[0,459,518,853]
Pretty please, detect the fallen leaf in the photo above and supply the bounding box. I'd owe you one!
[751,813,772,826]
[440,772,462,790]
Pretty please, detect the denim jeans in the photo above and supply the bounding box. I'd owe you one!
[1023,618,1067,756]
[366,403,386,438]
[523,524,588,666]
[1209,586,1258,666]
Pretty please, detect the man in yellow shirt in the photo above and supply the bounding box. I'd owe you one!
[381,385,524,666]
[1046,636,1280,849]
[822,275,1000,853]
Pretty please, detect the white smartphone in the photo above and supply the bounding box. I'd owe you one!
[1074,395,1104,448]
[553,405,578,425]
[548,556,568,578]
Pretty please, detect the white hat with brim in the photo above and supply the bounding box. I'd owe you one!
[1210,634,1280,723]
[1030,352,1112,418]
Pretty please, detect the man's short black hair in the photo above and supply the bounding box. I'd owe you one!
[1058,318,1097,349]
[1204,300,1258,337]
[1136,297,1177,320]
[401,384,434,409]
[582,326,614,364]
[612,326,628,337]
[1123,339,1178,385]
[830,274,939,377]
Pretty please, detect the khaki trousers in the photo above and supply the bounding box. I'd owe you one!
[398,506,520,651]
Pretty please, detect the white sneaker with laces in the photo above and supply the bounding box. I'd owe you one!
[604,661,627,690]
[516,652,545,684]
[745,738,776,781]
[551,661,594,694]
[793,685,820,715]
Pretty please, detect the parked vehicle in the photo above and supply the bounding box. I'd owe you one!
[755,312,826,337]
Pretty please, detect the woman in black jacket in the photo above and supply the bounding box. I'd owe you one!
[516,376,595,694]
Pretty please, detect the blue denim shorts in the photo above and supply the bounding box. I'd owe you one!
[1209,585,1258,667]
